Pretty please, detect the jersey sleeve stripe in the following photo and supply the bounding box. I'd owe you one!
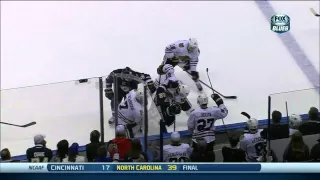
[118,111,135,124]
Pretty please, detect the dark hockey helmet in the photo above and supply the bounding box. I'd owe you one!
[121,67,133,81]
[122,67,132,73]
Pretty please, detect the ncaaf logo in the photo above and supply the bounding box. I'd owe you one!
[271,14,290,34]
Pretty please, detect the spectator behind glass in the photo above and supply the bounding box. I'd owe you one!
[94,146,113,162]
[63,143,86,162]
[299,107,320,135]
[190,138,215,162]
[26,134,53,162]
[52,140,69,162]
[283,131,309,162]
[261,110,289,140]
[310,138,320,162]
[309,107,319,121]
[124,139,148,162]
[86,130,104,162]
[222,133,246,162]
[1,148,20,162]
[108,125,132,161]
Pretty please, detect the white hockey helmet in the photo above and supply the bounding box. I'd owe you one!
[115,125,126,136]
[289,114,302,128]
[135,89,144,104]
[247,118,259,131]
[171,132,180,142]
[177,84,190,97]
[197,94,209,106]
[188,38,198,51]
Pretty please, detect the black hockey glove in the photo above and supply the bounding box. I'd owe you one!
[105,89,114,100]
[157,65,165,75]
[190,71,199,81]
[167,104,181,116]
[211,93,224,106]
[183,65,190,71]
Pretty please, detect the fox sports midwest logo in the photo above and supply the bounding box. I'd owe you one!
[271,14,290,34]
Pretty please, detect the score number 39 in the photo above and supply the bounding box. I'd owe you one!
[167,165,177,171]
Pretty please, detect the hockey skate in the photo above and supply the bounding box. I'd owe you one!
[195,81,203,92]
[108,116,115,124]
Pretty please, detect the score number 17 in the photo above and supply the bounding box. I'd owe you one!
[102,165,110,171]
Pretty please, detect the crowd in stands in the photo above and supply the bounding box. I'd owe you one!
[1,107,320,163]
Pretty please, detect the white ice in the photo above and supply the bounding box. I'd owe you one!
[1,1,319,156]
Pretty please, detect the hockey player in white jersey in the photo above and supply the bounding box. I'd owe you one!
[188,93,228,152]
[288,114,302,136]
[117,89,144,138]
[157,38,203,92]
[239,118,266,162]
[163,132,192,162]
[155,74,193,132]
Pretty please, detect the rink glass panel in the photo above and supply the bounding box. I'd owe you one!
[101,74,162,159]
[268,87,320,161]
[0,78,101,156]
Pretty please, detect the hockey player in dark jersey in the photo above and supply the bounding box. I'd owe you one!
[155,75,193,133]
[105,67,156,124]
[26,134,53,162]
[157,38,203,92]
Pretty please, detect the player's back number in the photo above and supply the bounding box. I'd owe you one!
[197,118,215,131]
[255,142,266,156]
[169,157,189,162]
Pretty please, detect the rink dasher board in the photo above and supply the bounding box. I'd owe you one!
[0,163,320,173]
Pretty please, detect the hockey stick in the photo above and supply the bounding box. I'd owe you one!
[186,71,237,99]
[241,112,251,119]
[241,112,251,133]
[0,121,36,128]
[310,8,320,17]
[206,68,230,139]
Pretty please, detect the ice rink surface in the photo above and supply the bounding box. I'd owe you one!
[1,1,319,156]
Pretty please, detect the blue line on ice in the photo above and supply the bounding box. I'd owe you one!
[255,0,320,93]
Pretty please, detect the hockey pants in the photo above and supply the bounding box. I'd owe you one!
[192,141,215,153]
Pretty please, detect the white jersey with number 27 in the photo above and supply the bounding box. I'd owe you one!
[187,104,228,143]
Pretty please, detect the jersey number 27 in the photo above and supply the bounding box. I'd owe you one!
[197,118,215,131]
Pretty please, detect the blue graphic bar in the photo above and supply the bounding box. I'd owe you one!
[1,163,320,173]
